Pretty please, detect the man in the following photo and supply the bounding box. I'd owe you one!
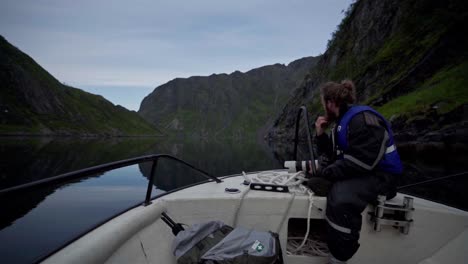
[310,80,403,263]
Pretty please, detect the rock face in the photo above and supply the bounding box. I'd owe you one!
[268,0,468,143]
[0,36,160,136]
[138,56,320,138]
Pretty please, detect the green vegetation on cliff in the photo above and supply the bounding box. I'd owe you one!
[269,0,468,140]
[139,57,320,138]
[0,36,160,136]
[378,61,468,119]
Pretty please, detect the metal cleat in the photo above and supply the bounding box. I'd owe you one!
[369,195,414,234]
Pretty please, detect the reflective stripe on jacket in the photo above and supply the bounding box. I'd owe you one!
[335,106,403,174]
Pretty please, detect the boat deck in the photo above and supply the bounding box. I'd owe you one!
[42,171,468,264]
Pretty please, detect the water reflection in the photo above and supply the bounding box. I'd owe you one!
[0,165,161,263]
[140,138,282,185]
[0,136,467,264]
[0,137,282,264]
[0,137,282,227]
[0,137,160,189]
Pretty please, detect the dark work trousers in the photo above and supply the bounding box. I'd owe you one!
[325,175,381,262]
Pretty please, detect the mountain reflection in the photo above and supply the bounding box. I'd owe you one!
[0,137,282,230]
[0,137,159,189]
[0,136,467,264]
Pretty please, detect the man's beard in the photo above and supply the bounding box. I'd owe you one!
[325,107,337,122]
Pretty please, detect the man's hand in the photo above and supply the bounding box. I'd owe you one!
[306,160,321,178]
[307,162,327,180]
[317,155,331,169]
[315,116,329,136]
[307,177,332,197]
[306,155,331,178]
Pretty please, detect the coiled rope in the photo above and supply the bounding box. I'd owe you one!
[250,170,309,194]
[240,171,328,256]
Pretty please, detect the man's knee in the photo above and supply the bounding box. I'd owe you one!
[325,205,361,261]
[327,177,377,213]
[327,183,351,209]
[325,180,367,261]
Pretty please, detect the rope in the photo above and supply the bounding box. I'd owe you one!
[286,237,329,257]
[250,171,310,195]
[289,190,314,253]
[232,172,252,227]
[247,171,326,256]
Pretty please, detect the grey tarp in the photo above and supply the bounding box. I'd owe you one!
[172,220,225,258]
[201,226,277,261]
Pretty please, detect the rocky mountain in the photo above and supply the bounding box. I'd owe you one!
[0,36,160,136]
[138,56,320,139]
[268,0,468,144]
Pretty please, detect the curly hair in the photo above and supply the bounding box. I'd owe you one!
[319,79,356,106]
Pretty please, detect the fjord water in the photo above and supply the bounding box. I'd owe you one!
[0,137,467,263]
[0,137,281,190]
[0,136,283,263]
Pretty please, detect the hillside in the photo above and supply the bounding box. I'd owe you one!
[268,0,468,143]
[0,36,160,136]
[138,56,319,139]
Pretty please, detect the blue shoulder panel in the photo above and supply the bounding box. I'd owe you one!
[336,105,402,174]
[336,106,394,151]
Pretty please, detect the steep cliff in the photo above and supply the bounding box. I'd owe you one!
[138,56,319,138]
[268,0,468,143]
[0,36,160,136]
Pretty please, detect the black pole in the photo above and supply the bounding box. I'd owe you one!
[293,106,317,175]
[293,109,302,161]
[161,216,174,228]
[144,158,159,206]
[161,212,177,226]
[301,106,317,175]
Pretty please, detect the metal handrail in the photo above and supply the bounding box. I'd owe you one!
[11,155,222,264]
[293,106,317,175]
[0,154,222,205]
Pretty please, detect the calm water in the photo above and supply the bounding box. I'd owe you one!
[0,136,467,263]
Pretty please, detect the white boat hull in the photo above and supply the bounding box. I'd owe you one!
[42,171,468,264]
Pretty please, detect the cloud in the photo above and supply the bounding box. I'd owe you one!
[0,0,354,110]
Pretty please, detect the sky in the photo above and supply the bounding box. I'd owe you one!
[0,0,353,111]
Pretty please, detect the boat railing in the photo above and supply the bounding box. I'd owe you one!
[0,154,222,206]
[293,105,317,174]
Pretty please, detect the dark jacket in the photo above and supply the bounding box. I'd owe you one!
[316,105,389,182]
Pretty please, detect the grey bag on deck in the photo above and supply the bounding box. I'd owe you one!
[173,221,283,264]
